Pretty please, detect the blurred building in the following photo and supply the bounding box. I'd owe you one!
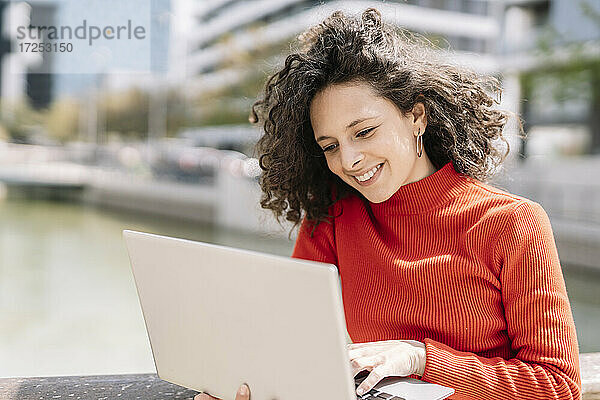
[174,0,508,152]
[500,0,600,157]
[0,1,57,109]
[25,1,56,109]
[172,0,598,158]
[181,0,502,125]
[0,2,11,100]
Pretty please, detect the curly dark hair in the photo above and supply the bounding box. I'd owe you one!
[249,7,521,234]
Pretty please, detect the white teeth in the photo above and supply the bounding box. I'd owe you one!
[355,163,382,182]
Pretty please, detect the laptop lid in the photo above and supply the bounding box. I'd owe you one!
[123,229,356,400]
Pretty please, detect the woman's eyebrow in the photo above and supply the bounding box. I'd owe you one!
[316,116,377,142]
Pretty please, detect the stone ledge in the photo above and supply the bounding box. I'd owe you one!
[582,352,600,399]
[0,373,197,400]
[1,353,599,400]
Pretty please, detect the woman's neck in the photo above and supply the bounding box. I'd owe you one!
[404,153,438,186]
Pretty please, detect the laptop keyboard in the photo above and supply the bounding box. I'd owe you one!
[354,376,406,400]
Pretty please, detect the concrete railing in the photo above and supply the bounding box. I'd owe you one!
[1,352,599,399]
[582,352,600,399]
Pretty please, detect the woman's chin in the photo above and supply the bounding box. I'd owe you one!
[359,188,395,204]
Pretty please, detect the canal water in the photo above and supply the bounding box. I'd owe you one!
[1,198,598,378]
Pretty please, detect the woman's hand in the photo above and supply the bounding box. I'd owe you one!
[194,383,250,400]
[348,340,426,396]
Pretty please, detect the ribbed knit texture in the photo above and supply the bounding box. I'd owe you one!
[292,162,581,400]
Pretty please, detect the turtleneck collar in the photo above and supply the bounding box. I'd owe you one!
[369,162,473,216]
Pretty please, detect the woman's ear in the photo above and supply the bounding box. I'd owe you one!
[411,102,427,135]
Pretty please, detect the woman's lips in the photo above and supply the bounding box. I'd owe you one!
[354,162,384,186]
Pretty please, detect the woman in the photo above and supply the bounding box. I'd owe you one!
[196,8,581,400]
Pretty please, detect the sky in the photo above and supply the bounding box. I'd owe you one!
[50,0,170,96]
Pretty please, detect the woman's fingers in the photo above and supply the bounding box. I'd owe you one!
[195,394,218,400]
[234,384,251,400]
[356,365,388,396]
[350,354,385,377]
[349,346,376,360]
[348,345,389,360]
[193,384,249,400]
[348,343,396,361]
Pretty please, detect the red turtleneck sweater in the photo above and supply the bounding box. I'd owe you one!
[291,162,581,400]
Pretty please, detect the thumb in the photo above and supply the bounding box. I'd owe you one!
[235,383,250,400]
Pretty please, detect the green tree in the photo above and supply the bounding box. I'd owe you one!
[520,0,600,156]
[100,88,149,140]
[0,99,44,143]
[45,98,80,143]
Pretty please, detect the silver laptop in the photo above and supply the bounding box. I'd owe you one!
[123,230,454,400]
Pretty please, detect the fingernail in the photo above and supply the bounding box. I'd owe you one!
[239,384,248,395]
[356,387,364,396]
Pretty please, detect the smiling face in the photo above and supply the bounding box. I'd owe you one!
[309,81,437,203]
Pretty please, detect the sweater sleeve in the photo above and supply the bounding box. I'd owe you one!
[291,214,338,266]
[421,201,582,400]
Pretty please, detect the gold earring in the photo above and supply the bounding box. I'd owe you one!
[416,128,423,158]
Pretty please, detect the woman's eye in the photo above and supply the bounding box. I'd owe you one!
[322,127,375,153]
[356,127,375,138]
[322,144,338,153]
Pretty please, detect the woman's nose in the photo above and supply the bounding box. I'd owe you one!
[340,145,364,172]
